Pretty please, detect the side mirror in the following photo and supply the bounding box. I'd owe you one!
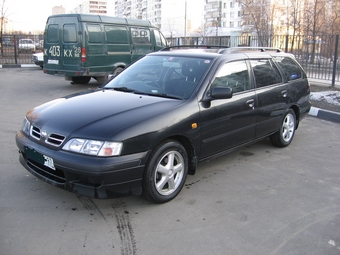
[211,86,233,99]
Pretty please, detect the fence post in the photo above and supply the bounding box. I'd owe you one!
[285,35,289,52]
[14,35,18,65]
[331,35,339,87]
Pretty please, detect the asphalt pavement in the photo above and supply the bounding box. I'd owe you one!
[0,67,339,255]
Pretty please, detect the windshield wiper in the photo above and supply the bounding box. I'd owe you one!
[111,87,136,92]
[134,91,183,100]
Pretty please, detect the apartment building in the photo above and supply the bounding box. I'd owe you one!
[70,1,109,15]
[114,0,192,37]
[204,0,243,36]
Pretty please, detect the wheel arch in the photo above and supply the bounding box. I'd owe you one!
[289,104,300,129]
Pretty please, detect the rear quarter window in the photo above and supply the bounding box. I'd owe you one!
[86,24,102,43]
[273,56,303,81]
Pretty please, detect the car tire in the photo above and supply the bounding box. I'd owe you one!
[270,109,296,147]
[71,76,91,84]
[143,140,188,203]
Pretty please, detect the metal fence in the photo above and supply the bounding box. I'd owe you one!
[0,34,44,65]
[1,33,339,85]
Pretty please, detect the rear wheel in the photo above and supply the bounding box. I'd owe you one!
[270,109,296,147]
[143,140,188,203]
[71,76,91,84]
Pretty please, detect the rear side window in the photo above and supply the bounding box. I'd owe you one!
[250,59,282,88]
[273,56,303,81]
[131,27,151,44]
[63,24,77,43]
[47,24,59,43]
[105,26,129,44]
[87,24,102,43]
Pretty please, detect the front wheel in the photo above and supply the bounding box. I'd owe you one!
[143,140,188,203]
[270,109,296,147]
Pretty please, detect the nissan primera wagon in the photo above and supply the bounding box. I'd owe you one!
[16,46,311,203]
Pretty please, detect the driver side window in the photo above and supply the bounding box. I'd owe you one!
[211,60,250,94]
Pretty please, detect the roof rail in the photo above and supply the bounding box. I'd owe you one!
[221,47,283,54]
[160,45,230,51]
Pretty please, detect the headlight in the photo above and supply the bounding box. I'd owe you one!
[63,138,123,157]
[21,117,31,135]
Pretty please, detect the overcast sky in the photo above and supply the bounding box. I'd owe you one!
[3,0,203,33]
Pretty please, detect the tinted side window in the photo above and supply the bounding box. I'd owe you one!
[87,24,102,43]
[105,26,129,44]
[47,24,59,43]
[63,24,77,43]
[211,60,250,93]
[131,28,151,44]
[250,59,282,88]
[273,56,303,81]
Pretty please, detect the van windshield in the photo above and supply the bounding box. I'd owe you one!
[104,55,212,99]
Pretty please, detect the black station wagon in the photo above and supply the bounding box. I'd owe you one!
[16,46,311,203]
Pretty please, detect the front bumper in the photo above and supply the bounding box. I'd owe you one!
[16,131,148,198]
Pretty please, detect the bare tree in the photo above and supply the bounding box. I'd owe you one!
[237,0,273,46]
[0,0,6,55]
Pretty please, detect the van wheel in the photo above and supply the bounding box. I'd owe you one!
[143,140,188,203]
[113,67,124,76]
[270,109,296,147]
[71,76,91,84]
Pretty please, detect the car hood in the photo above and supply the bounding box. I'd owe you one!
[27,89,184,140]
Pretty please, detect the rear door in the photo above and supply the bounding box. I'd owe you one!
[44,16,81,73]
[250,59,289,138]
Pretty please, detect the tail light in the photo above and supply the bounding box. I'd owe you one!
[81,47,86,62]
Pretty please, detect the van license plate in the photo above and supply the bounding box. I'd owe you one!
[48,59,59,64]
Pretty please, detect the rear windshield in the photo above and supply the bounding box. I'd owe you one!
[104,55,212,99]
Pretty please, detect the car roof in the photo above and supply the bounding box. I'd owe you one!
[149,46,293,60]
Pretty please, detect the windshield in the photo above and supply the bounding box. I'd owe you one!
[104,55,212,99]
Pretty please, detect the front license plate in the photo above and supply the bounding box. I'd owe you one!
[24,147,56,170]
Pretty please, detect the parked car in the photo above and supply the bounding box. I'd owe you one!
[16,46,311,203]
[18,39,36,53]
[32,52,43,68]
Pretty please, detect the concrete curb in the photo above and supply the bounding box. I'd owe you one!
[309,107,340,123]
[0,64,37,68]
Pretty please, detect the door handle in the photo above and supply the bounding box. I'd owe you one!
[246,99,255,109]
[281,90,288,98]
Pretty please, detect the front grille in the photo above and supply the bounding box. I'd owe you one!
[46,133,65,146]
[31,126,41,140]
[29,125,65,147]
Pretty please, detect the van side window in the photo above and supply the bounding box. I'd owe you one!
[250,59,282,88]
[154,30,167,47]
[273,56,303,81]
[47,24,59,43]
[131,28,151,44]
[63,24,77,43]
[105,26,128,44]
[87,25,102,43]
[210,60,250,93]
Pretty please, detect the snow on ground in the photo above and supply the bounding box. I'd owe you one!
[310,91,340,106]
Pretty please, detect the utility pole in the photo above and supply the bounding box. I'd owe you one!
[184,0,187,44]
